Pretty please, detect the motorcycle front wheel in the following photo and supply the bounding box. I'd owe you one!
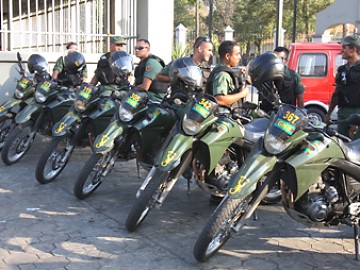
[125,169,170,232]
[35,136,74,184]
[0,118,15,150]
[1,123,34,165]
[73,151,115,200]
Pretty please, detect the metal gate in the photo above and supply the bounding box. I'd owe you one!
[0,0,137,53]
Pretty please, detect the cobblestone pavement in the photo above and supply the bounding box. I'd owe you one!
[0,138,360,270]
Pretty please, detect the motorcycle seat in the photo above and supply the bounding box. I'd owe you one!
[244,117,269,143]
[340,138,360,165]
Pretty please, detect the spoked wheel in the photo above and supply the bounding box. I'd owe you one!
[1,123,34,165]
[193,197,248,262]
[125,169,170,232]
[0,118,15,151]
[35,136,74,184]
[73,151,115,200]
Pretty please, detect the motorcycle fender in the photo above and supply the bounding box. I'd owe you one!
[87,99,117,119]
[47,96,74,109]
[228,152,277,200]
[93,120,127,154]
[15,102,42,124]
[199,117,244,173]
[157,133,193,171]
[52,111,81,136]
[0,98,21,117]
[285,137,345,200]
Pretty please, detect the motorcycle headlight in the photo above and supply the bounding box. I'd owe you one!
[119,105,133,122]
[182,116,201,135]
[264,133,291,155]
[15,89,24,99]
[74,100,86,112]
[35,91,47,103]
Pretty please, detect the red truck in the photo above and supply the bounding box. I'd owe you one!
[287,42,345,121]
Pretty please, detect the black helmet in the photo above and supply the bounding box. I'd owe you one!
[169,57,202,88]
[63,51,86,74]
[248,52,284,89]
[109,51,133,79]
[27,54,48,74]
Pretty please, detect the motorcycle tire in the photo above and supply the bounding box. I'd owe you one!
[1,123,34,165]
[73,153,110,200]
[260,178,281,205]
[0,118,15,151]
[125,169,169,232]
[35,136,74,184]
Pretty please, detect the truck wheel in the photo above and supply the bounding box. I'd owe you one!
[306,107,326,123]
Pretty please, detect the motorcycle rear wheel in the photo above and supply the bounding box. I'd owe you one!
[1,123,34,165]
[73,152,113,200]
[35,136,74,184]
[0,118,15,150]
[125,169,169,232]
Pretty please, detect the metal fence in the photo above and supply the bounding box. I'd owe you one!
[0,0,137,53]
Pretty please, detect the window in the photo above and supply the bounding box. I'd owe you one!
[297,53,327,77]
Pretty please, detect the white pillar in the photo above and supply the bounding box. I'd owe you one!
[273,28,286,48]
[224,25,234,41]
[175,23,187,48]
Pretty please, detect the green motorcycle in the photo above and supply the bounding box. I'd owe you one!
[0,52,41,149]
[1,77,74,165]
[34,83,121,184]
[73,88,176,200]
[125,92,269,232]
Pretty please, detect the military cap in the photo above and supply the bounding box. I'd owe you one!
[110,36,126,45]
[341,35,360,47]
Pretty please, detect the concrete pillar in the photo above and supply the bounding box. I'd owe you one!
[175,23,187,48]
[273,28,286,48]
[224,25,234,41]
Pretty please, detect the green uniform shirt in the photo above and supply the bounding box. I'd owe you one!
[211,63,237,96]
[144,57,163,81]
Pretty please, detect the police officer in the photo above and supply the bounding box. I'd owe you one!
[206,40,248,112]
[326,35,360,139]
[52,41,88,85]
[133,38,168,100]
[90,36,127,95]
[260,46,305,113]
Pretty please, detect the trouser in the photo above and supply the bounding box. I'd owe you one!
[337,107,360,139]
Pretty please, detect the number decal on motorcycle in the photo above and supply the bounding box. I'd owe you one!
[0,106,5,112]
[79,86,93,100]
[198,98,212,110]
[274,118,296,135]
[18,78,29,89]
[229,175,250,195]
[125,93,141,108]
[161,151,177,167]
[282,111,299,124]
[192,101,210,118]
[40,81,52,92]
[54,122,66,134]
[95,134,110,148]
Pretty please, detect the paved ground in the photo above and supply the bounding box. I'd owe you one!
[0,137,360,270]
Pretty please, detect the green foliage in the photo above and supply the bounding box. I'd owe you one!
[172,44,191,60]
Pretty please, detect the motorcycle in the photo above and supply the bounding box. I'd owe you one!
[34,83,121,184]
[0,52,40,150]
[1,75,74,165]
[72,88,176,200]
[193,103,360,262]
[125,92,269,232]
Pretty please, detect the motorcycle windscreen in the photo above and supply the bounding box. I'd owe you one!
[74,84,98,112]
[16,76,31,91]
[267,104,308,141]
[121,89,148,113]
[36,79,56,95]
[186,93,218,123]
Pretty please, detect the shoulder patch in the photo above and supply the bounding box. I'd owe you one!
[146,65,152,72]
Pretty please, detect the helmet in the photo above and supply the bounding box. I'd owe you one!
[109,50,134,79]
[63,51,86,74]
[27,54,48,74]
[248,52,284,89]
[169,57,202,88]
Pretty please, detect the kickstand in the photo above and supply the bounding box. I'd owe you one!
[136,160,140,178]
[253,210,259,221]
[354,221,360,260]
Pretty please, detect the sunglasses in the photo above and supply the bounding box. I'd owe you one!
[194,37,211,48]
[135,46,148,51]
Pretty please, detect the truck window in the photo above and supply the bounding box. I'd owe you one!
[297,53,327,77]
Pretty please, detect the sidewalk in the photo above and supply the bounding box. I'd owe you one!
[0,138,359,270]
